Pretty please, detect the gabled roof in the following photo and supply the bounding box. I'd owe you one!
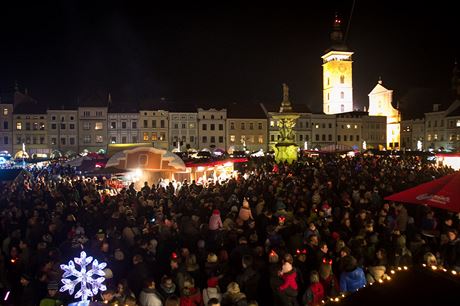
[227,102,266,119]
[368,82,392,96]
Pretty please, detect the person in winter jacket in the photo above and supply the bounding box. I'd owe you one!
[278,254,298,306]
[238,199,253,222]
[236,255,260,301]
[339,256,366,293]
[303,271,324,306]
[39,281,63,306]
[221,282,247,306]
[318,260,339,298]
[202,277,222,305]
[179,277,203,306]
[139,278,164,306]
[159,275,178,301]
[209,210,223,231]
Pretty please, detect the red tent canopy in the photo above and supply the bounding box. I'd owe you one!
[384,172,460,213]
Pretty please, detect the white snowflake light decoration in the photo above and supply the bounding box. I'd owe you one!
[60,251,107,302]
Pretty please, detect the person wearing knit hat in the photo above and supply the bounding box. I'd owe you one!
[203,277,222,305]
[209,209,223,231]
[238,198,253,222]
[39,281,63,306]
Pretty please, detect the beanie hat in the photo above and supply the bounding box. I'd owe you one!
[207,277,219,288]
[212,209,220,215]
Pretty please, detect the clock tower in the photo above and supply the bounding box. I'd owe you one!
[322,14,353,114]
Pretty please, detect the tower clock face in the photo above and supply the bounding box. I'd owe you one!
[338,63,346,72]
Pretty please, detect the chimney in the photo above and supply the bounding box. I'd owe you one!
[432,104,440,112]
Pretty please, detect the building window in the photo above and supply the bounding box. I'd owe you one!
[344,135,348,141]
[241,123,245,130]
[60,123,66,130]
[111,137,116,144]
[322,134,326,141]
[428,121,431,128]
[95,122,103,130]
[211,124,215,131]
[60,138,66,145]
[219,124,223,130]
[69,137,75,145]
[95,111,102,117]
[340,92,344,99]
[83,111,90,117]
[96,135,103,143]
[219,136,224,143]
[202,124,207,130]
[356,135,360,141]
[160,132,166,141]
[434,134,438,140]
[69,124,75,130]
[121,122,126,129]
[160,120,165,128]
[327,93,330,100]
[350,135,354,141]
[70,116,74,121]
[211,115,214,119]
[143,132,149,141]
[132,136,137,143]
[230,122,235,130]
[3,136,8,144]
[338,135,341,141]
[340,75,345,84]
[271,135,275,141]
[328,134,332,141]
[202,136,207,143]
[143,120,148,128]
[258,122,263,130]
[132,121,137,129]
[270,120,275,127]
[3,108,8,116]
[152,120,157,128]
[258,135,263,144]
[16,122,22,130]
[189,123,195,128]
[3,121,7,129]
[249,123,254,130]
[457,119,460,127]
[40,123,45,130]
[84,135,91,143]
[341,104,345,112]
[16,136,21,144]
[230,135,235,142]
[111,122,116,129]
[327,77,330,85]
[50,123,56,130]
[210,136,216,143]
[190,136,194,142]
[83,122,91,130]
[51,137,57,145]
[299,134,303,141]
[315,134,319,141]
[151,133,158,141]
[122,136,127,143]
[174,123,179,129]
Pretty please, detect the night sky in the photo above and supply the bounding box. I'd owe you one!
[0,1,458,113]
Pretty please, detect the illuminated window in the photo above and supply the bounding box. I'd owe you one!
[327,78,330,85]
[341,104,344,112]
[258,135,263,144]
[434,134,438,140]
[270,120,275,127]
[3,108,8,116]
[16,122,22,130]
[143,132,149,141]
[340,75,345,84]
[151,133,158,141]
[96,135,103,143]
[189,123,195,128]
[346,124,351,129]
[315,124,319,129]
[427,134,431,141]
[354,125,358,129]
[160,132,166,141]
[457,120,460,127]
[230,135,235,142]
[340,92,344,99]
[95,122,103,130]
[111,137,116,144]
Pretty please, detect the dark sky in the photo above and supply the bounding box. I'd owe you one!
[0,1,458,112]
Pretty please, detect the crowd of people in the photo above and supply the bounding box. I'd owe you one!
[0,153,459,306]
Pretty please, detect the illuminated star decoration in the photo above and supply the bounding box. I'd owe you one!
[60,251,107,302]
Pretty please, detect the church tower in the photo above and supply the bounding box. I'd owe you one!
[368,78,401,149]
[322,14,353,114]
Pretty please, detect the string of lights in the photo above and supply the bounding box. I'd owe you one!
[321,264,459,305]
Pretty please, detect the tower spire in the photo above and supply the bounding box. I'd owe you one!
[279,83,293,113]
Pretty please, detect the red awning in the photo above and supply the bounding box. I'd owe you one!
[185,158,248,168]
[384,172,460,213]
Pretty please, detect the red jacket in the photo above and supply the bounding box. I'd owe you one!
[180,287,203,306]
[305,282,325,306]
[279,269,298,291]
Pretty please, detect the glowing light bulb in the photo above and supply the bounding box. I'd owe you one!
[452,270,457,275]
[334,298,339,302]
[403,266,408,270]
[390,270,395,274]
